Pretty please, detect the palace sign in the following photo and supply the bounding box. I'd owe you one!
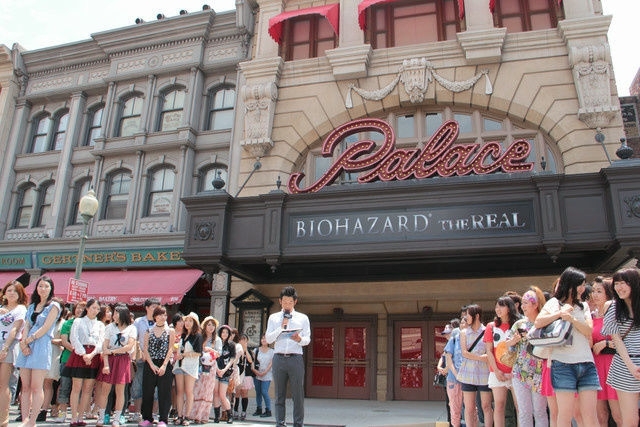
[288,118,534,194]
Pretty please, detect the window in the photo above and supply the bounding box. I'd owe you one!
[493,0,562,33]
[85,105,104,146]
[51,110,69,150]
[158,89,185,132]
[207,87,235,131]
[365,0,460,49]
[280,15,337,60]
[118,95,144,137]
[69,179,92,225]
[34,183,54,227]
[13,184,36,228]
[104,171,131,220]
[30,114,51,153]
[200,166,229,192]
[298,108,560,188]
[147,167,175,216]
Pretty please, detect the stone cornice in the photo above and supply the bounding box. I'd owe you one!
[558,15,612,42]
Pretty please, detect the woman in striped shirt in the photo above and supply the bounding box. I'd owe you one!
[602,267,640,427]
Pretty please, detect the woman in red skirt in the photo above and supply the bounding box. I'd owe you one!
[62,299,105,426]
[94,305,137,427]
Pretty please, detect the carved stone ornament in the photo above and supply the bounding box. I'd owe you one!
[624,196,640,219]
[569,44,619,128]
[240,83,278,157]
[194,220,215,241]
[345,58,493,108]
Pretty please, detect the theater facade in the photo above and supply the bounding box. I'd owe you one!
[181,0,640,401]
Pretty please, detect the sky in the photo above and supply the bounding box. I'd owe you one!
[0,0,637,95]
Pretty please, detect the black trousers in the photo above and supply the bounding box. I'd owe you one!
[141,360,173,423]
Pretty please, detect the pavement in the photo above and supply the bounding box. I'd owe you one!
[7,399,449,427]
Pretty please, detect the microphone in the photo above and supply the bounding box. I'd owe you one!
[283,309,292,329]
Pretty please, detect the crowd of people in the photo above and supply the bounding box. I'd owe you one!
[438,266,640,427]
[0,278,275,427]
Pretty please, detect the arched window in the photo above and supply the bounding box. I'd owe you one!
[85,105,104,146]
[51,110,70,150]
[158,88,186,131]
[207,86,235,131]
[118,95,144,137]
[147,167,175,216]
[364,0,461,49]
[34,182,55,227]
[199,165,229,192]
[69,179,92,225]
[30,114,51,153]
[104,171,131,220]
[13,184,36,228]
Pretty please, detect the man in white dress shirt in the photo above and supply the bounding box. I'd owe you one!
[265,286,310,427]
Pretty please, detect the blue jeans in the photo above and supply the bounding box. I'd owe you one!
[551,360,600,392]
[253,377,271,411]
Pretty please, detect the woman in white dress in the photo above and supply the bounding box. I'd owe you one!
[172,312,202,426]
[0,280,28,427]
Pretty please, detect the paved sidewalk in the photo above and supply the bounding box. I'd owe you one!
[8,398,448,427]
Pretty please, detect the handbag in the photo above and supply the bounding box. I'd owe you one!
[433,372,447,388]
[528,318,573,347]
[497,341,517,367]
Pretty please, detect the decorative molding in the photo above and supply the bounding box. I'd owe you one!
[96,223,126,236]
[138,220,170,234]
[240,82,278,157]
[5,230,49,240]
[345,57,492,108]
[194,221,216,241]
[624,195,640,218]
[569,44,618,128]
[27,76,74,94]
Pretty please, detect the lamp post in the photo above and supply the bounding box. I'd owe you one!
[74,189,99,279]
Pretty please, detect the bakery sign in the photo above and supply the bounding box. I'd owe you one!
[288,118,534,194]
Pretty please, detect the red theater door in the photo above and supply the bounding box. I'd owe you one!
[393,320,448,401]
[306,321,373,399]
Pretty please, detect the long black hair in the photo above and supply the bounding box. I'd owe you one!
[30,276,55,306]
[611,268,640,328]
[493,296,519,327]
[554,266,586,306]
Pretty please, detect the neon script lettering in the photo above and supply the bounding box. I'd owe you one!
[288,118,534,194]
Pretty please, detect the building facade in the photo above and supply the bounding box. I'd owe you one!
[182,0,640,402]
[0,4,255,319]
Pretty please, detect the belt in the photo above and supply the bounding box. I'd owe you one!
[276,353,302,357]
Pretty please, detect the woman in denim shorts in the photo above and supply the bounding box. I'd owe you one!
[535,267,600,427]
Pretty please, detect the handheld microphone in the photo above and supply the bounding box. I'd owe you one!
[283,309,292,320]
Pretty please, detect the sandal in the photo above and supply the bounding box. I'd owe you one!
[173,417,182,426]
[181,419,190,426]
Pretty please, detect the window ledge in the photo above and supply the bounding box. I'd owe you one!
[457,27,507,65]
[325,45,373,80]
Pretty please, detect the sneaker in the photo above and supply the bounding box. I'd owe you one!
[111,422,120,427]
[52,416,68,423]
[105,414,111,424]
[251,408,262,416]
[120,415,127,425]
[129,414,142,423]
[157,423,167,427]
[138,421,153,427]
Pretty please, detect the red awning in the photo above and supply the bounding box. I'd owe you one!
[268,3,340,44]
[0,271,29,287]
[28,269,203,306]
[358,0,466,27]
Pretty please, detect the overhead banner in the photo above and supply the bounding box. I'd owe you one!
[289,201,535,245]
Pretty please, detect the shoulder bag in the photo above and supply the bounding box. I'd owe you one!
[528,318,572,347]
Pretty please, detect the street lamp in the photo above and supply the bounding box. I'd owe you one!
[74,189,99,279]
